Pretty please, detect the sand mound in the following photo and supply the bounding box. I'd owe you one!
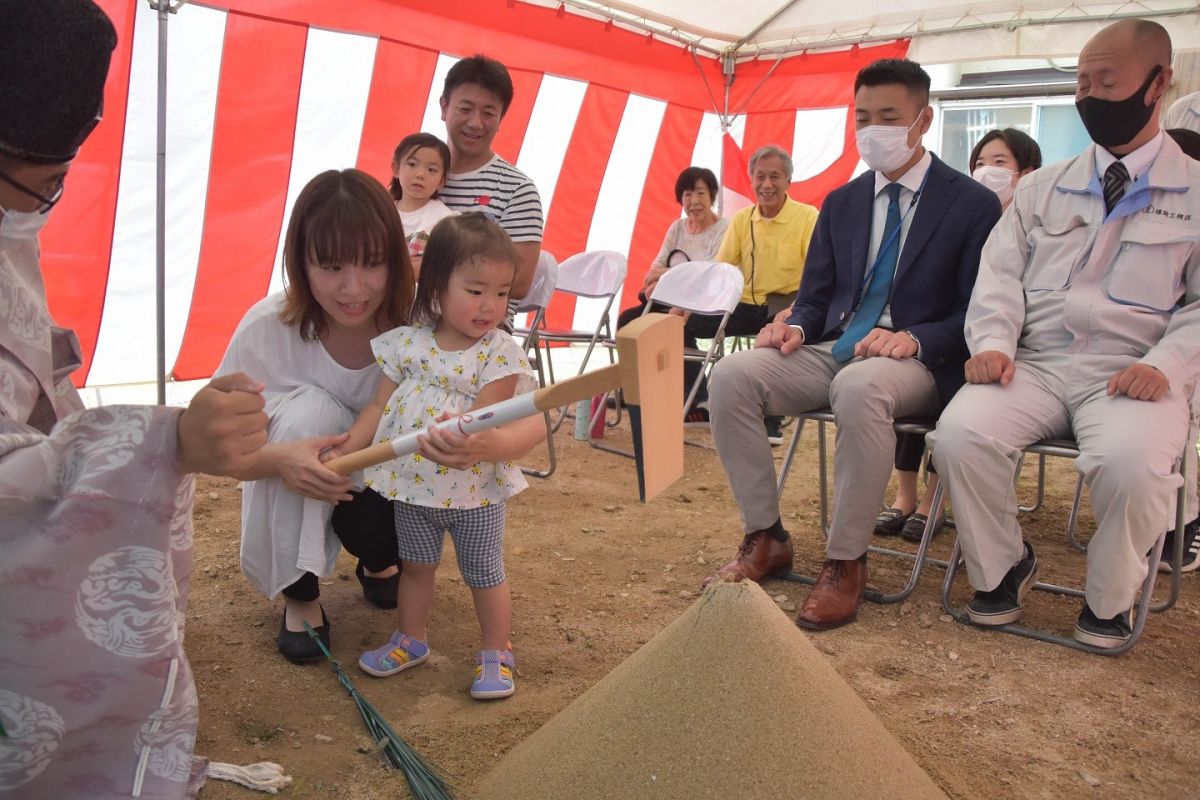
[478,581,947,799]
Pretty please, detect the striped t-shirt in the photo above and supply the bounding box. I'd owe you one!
[440,155,544,243]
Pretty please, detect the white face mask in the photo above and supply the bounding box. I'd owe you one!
[0,204,52,242]
[856,116,922,174]
[972,165,1017,206]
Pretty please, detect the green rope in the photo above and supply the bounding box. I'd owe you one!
[304,623,455,800]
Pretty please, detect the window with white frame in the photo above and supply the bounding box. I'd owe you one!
[930,96,1092,175]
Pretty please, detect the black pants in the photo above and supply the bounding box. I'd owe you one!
[617,300,771,407]
[281,489,399,601]
[894,432,936,475]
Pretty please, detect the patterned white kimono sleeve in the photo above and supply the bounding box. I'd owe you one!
[0,405,207,799]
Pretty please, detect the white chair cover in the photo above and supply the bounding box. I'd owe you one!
[516,250,559,313]
[648,261,744,315]
[554,250,627,298]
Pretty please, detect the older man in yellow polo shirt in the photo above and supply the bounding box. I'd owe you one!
[687,145,818,441]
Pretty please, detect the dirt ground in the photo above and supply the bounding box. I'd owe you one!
[189,422,1200,800]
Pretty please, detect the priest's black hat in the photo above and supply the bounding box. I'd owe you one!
[0,0,118,164]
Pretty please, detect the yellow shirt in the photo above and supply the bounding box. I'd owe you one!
[715,197,818,306]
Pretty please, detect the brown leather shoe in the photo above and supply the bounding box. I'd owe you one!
[700,531,794,589]
[794,556,867,630]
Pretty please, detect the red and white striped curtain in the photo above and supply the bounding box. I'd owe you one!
[40,0,907,387]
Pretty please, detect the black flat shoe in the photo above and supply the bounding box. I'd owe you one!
[900,511,947,543]
[356,561,402,609]
[277,606,330,664]
[873,507,911,537]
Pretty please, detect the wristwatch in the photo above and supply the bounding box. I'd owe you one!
[903,330,920,351]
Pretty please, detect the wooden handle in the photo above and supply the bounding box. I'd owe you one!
[533,364,622,411]
[325,441,397,476]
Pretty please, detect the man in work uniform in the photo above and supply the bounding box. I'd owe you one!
[930,19,1200,649]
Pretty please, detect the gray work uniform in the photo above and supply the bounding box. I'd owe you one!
[930,133,1200,618]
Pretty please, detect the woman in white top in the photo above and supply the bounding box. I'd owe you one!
[220,169,415,664]
[618,166,729,327]
[616,167,729,416]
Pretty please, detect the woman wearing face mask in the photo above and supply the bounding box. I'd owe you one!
[876,127,1042,540]
[969,128,1044,209]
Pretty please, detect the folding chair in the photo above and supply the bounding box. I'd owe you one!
[512,251,559,478]
[646,260,743,423]
[531,250,627,430]
[589,260,743,459]
[938,436,1190,656]
[776,410,946,603]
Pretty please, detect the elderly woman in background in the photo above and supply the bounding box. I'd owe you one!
[617,166,729,418]
[619,166,728,324]
[876,127,1043,541]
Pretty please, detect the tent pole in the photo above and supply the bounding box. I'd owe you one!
[150,0,187,405]
[732,0,802,52]
[154,0,167,405]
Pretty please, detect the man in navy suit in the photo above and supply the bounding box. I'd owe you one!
[701,58,1002,630]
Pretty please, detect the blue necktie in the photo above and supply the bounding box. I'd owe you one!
[832,182,902,363]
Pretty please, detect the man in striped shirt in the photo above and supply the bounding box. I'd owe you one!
[440,54,544,301]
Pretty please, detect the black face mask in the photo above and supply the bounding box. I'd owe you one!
[1076,65,1163,149]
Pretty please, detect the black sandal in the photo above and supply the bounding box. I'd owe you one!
[356,561,402,610]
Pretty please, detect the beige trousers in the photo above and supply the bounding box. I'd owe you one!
[709,341,939,560]
[929,352,1190,619]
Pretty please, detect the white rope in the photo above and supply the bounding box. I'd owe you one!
[205,761,293,794]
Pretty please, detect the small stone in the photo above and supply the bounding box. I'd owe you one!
[620,592,629,598]
[781,602,796,613]
[1077,770,1102,787]
[773,594,788,604]
[207,491,220,501]
[603,505,617,512]
[677,494,693,503]
[695,556,707,566]
[338,573,350,581]
[292,742,302,750]
[314,734,333,744]
[938,614,953,623]
[948,651,959,661]
[677,590,693,599]
[564,631,575,642]
[253,620,264,627]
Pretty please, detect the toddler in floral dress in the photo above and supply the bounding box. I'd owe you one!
[324,213,537,699]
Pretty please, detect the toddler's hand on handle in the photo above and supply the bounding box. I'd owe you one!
[417,410,493,471]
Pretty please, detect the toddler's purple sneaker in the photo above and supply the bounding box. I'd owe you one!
[358,631,429,677]
[470,649,516,699]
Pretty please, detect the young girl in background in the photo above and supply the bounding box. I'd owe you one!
[324,212,539,700]
[389,132,456,278]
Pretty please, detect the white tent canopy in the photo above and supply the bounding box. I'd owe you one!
[527,0,1200,62]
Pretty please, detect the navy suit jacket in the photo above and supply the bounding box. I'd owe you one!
[785,154,1002,407]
